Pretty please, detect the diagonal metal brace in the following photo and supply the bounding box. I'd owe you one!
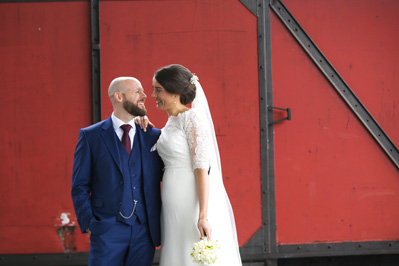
[269,0,399,170]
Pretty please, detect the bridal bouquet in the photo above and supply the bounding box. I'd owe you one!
[190,238,220,265]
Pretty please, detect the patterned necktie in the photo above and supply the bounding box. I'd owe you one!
[120,124,132,155]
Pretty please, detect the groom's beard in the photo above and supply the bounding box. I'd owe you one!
[122,98,147,117]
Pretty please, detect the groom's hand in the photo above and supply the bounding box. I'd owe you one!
[198,218,212,240]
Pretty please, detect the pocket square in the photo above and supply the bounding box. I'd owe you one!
[150,144,157,152]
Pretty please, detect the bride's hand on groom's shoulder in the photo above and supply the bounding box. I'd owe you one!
[134,116,154,132]
[198,218,212,240]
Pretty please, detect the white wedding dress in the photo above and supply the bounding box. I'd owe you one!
[157,108,242,266]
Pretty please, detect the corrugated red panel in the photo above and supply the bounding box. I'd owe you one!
[272,0,399,244]
[0,2,91,253]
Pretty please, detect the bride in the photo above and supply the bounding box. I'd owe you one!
[151,64,242,266]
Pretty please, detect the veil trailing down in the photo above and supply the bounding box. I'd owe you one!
[191,78,242,265]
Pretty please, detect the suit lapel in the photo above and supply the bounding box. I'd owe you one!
[136,124,149,181]
[135,124,147,153]
[101,117,123,174]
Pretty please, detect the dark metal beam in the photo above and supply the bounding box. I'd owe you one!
[0,252,89,265]
[1,241,398,265]
[261,0,278,257]
[277,240,399,258]
[239,0,257,15]
[240,228,270,261]
[269,0,399,170]
[239,0,277,260]
[91,0,101,123]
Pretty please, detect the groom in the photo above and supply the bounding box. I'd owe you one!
[71,77,163,266]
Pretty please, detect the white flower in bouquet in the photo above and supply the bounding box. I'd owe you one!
[190,238,221,265]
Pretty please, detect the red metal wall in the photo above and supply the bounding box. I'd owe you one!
[99,0,261,246]
[1,0,397,256]
[0,0,261,254]
[0,2,91,253]
[272,0,399,244]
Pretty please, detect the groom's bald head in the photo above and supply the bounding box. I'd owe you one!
[108,77,141,102]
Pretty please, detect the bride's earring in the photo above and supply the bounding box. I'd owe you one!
[174,96,177,104]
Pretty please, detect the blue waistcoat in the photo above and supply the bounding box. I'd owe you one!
[116,132,148,225]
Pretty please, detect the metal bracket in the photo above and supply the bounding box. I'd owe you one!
[268,106,291,125]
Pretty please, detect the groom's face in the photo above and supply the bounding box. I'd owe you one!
[121,80,147,117]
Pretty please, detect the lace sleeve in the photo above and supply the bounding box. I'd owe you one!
[183,109,210,171]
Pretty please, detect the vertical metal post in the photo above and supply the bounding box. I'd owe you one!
[239,0,278,263]
[264,0,278,257]
[91,0,101,123]
[258,0,278,258]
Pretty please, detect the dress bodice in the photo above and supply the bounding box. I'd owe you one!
[156,109,209,170]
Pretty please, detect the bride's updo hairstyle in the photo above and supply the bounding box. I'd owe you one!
[154,64,196,105]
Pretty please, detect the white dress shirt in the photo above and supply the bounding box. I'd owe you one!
[111,113,136,149]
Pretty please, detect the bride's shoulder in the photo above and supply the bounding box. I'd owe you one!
[171,109,194,128]
[182,108,204,122]
[182,109,208,132]
[176,108,194,120]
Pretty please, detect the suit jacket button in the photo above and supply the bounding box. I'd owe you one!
[131,174,136,178]
[120,181,124,185]
[130,162,134,166]
[117,201,121,206]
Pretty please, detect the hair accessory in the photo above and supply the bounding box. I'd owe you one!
[190,74,199,85]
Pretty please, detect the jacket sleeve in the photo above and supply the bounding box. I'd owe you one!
[71,129,93,233]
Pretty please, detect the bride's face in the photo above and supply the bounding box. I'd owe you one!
[152,78,175,111]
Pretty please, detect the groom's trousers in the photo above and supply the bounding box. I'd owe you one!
[88,218,155,266]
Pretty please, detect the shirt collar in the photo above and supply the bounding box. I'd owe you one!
[111,113,136,133]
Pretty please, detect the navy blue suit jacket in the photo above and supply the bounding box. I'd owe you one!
[71,116,163,246]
